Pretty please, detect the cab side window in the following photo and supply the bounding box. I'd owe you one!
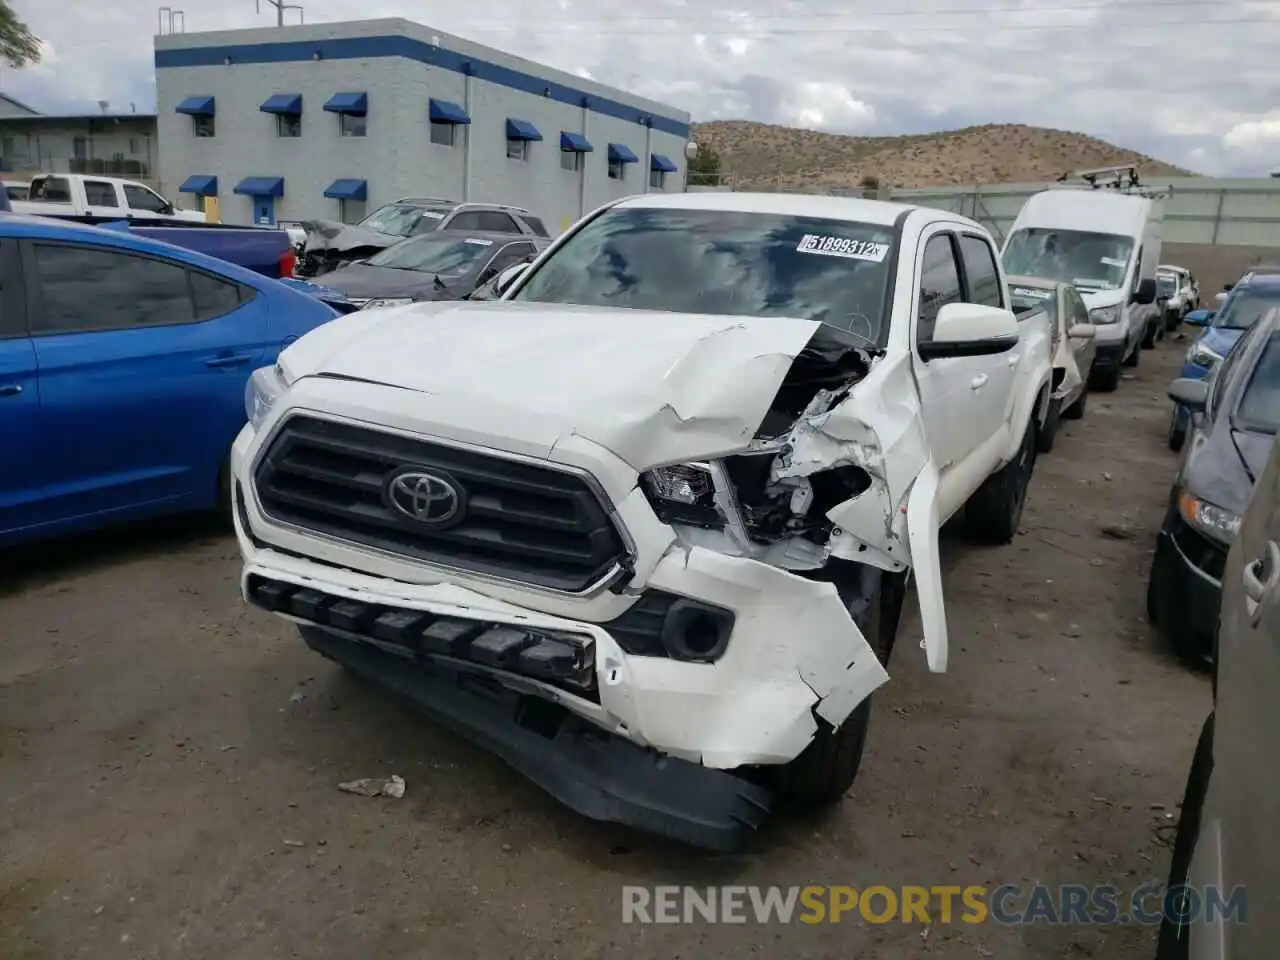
[917,234,963,343]
[959,234,1004,308]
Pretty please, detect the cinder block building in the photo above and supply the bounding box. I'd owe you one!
[154,18,692,232]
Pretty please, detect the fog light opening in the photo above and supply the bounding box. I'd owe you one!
[661,599,733,662]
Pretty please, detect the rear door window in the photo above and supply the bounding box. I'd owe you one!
[83,181,120,208]
[29,244,195,334]
[475,210,522,233]
[522,215,549,237]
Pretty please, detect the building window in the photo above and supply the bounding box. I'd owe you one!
[561,150,582,173]
[339,198,366,225]
[277,113,301,138]
[193,115,215,138]
[507,138,529,162]
[128,138,138,154]
[650,168,666,189]
[430,121,456,147]
[608,158,625,181]
[339,113,366,138]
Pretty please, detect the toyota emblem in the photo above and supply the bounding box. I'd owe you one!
[385,469,465,526]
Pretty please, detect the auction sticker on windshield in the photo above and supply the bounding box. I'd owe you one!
[463,238,494,246]
[796,234,890,262]
[1011,286,1053,300]
[1100,257,1127,268]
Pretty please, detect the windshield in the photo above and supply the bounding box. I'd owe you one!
[511,207,898,343]
[1236,334,1280,434]
[1157,274,1177,296]
[366,235,495,274]
[358,203,453,238]
[1009,283,1059,323]
[1002,227,1135,291]
[1213,289,1280,331]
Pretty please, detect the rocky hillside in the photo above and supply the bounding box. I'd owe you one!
[691,121,1192,190]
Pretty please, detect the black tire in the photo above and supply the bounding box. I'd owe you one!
[1090,363,1121,393]
[1142,321,1158,349]
[965,417,1036,544]
[1165,308,1182,333]
[1062,386,1087,421]
[770,565,903,806]
[1036,397,1061,454]
[1155,712,1215,960]
[1168,408,1186,452]
[215,450,235,529]
[1124,339,1141,367]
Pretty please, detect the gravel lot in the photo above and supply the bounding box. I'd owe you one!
[1,336,1211,959]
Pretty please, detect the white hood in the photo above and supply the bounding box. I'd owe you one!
[1078,288,1125,310]
[279,300,823,468]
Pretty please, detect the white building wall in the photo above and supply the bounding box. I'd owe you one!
[155,18,691,232]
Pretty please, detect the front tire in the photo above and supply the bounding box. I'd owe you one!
[965,417,1036,544]
[1036,396,1061,454]
[1168,407,1187,452]
[1091,363,1121,393]
[770,564,903,806]
[1155,713,1215,960]
[1062,386,1088,421]
[1124,338,1141,366]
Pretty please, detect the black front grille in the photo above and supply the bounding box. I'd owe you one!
[253,416,629,592]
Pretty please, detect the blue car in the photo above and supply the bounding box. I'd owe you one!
[1169,271,1280,451]
[0,214,339,547]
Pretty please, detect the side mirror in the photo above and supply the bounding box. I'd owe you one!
[1132,277,1157,305]
[1067,323,1096,339]
[494,262,529,297]
[918,303,1020,361]
[1169,377,1209,412]
[1185,309,1213,326]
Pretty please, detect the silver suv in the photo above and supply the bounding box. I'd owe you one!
[296,198,549,278]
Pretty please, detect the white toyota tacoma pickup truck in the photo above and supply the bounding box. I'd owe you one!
[232,193,1052,850]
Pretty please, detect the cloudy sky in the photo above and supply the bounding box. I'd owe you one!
[6,0,1279,175]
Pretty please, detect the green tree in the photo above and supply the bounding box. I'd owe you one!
[0,2,40,68]
[688,142,723,186]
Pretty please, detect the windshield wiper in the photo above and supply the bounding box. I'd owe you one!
[433,274,449,292]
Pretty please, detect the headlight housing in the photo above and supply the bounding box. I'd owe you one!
[244,362,289,431]
[1089,305,1121,325]
[360,297,415,311]
[1186,341,1223,369]
[1178,490,1241,545]
[641,463,725,529]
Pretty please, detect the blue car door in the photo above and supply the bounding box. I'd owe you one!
[0,238,43,538]
[24,239,269,526]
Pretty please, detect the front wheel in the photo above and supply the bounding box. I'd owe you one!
[1168,407,1187,452]
[1062,386,1088,421]
[1090,363,1121,393]
[770,565,903,806]
[1155,713,1215,960]
[1124,338,1142,366]
[1036,397,1061,454]
[964,418,1036,544]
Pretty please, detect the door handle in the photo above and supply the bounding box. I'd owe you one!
[1243,540,1280,626]
[0,383,22,397]
[969,374,988,390]
[204,354,252,369]
[1007,354,1020,367]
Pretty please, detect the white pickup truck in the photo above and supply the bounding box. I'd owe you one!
[231,192,1053,850]
[10,173,205,222]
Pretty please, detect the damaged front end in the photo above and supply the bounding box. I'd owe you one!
[295,219,400,278]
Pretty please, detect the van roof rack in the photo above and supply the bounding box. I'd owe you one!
[1053,163,1171,199]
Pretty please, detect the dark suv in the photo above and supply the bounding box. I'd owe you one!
[297,199,549,278]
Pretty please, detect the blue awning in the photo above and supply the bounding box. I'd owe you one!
[175,95,215,116]
[607,143,639,164]
[234,177,285,197]
[179,174,218,196]
[505,118,543,141]
[323,91,367,116]
[429,98,471,124]
[560,131,594,153]
[260,93,302,115]
[650,153,678,173]
[324,178,368,201]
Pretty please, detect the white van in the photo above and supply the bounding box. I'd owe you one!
[1001,190,1162,391]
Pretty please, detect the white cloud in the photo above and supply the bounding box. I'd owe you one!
[5,0,1280,174]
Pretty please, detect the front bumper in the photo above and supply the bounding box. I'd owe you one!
[1149,517,1225,660]
[231,402,889,772]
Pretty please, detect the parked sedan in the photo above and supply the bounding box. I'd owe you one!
[1008,275,1098,450]
[1169,271,1280,451]
[307,232,549,309]
[1156,432,1280,959]
[0,214,339,547]
[1148,306,1280,663]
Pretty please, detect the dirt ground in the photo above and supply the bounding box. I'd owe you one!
[0,336,1210,959]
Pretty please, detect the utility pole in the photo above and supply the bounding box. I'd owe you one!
[257,0,304,26]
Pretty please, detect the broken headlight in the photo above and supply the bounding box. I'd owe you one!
[641,463,726,530]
